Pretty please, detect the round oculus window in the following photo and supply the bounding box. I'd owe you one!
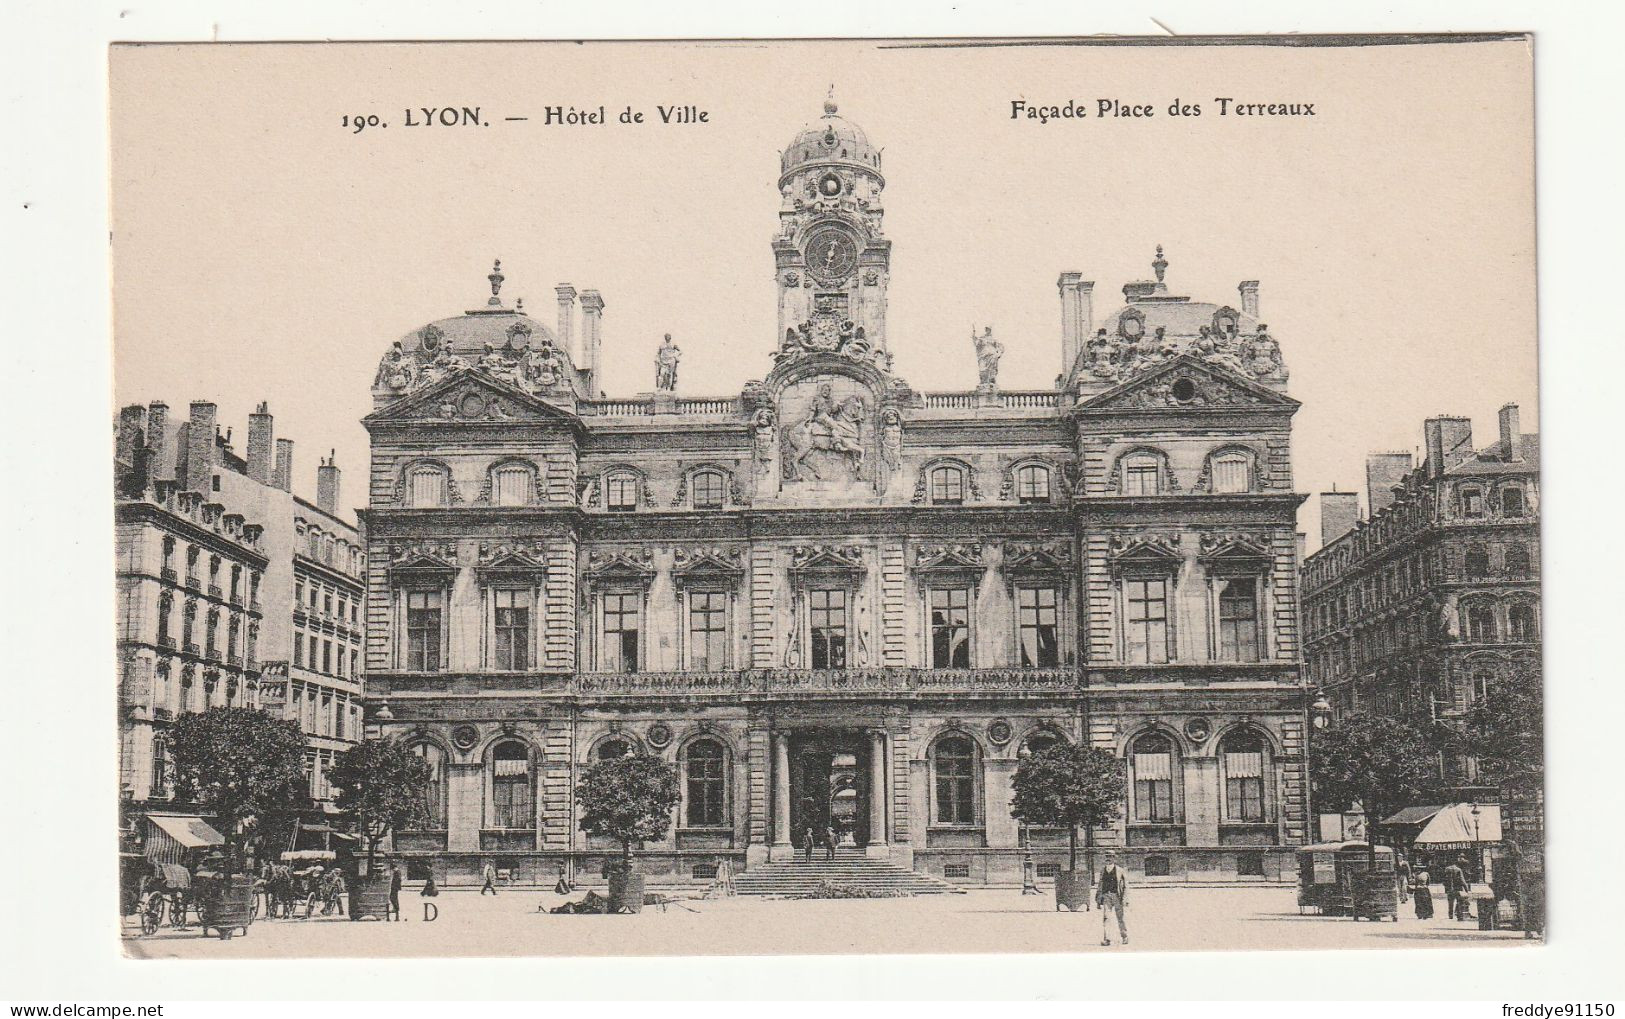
[1171,378,1197,403]
[452,725,479,751]
[819,172,843,196]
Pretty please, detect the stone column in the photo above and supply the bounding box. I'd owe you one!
[867,730,890,857]
[770,732,793,860]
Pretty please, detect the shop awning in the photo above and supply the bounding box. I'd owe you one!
[1414,803,1502,848]
[143,814,225,864]
[1381,805,1445,827]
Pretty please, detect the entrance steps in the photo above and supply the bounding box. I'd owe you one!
[734,849,964,896]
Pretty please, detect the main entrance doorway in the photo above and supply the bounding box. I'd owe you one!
[789,731,872,848]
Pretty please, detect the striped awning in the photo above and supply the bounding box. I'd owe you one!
[1134,752,1172,780]
[1224,751,1263,778]
[144,814,224,864]
[1415,803,1501,847]
[493,757,529,777]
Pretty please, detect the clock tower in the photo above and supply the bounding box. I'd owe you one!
[774,98,891,357]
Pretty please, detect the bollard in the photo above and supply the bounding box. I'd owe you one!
[423,902,438,922]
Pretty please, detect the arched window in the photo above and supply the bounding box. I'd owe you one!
[684,739,727,827]
[605,472,639,512]
[1460,487,1484,518]
[1220,730,1267,823]
[1464,545,1490,577]
[1211,452,1253,494]
[1501,486,1525,516]
[1121,453,1162,496]
[596,736,634,762]
[408,464,448,507]
[1508,602,1538,642]
[1131,732,1175,823]
[691,470,726,510]
[153,660,171,713]
[930,465,966,505]
[157,592,174,645]
[1505,544,1531,577]
[933,735,978,825]
[412,743,447,829]
[1463,600,1498,642]
[1022,729,1064,757]
[1016,464,1051,504]
[490,741,534,830]
[493,463,532,507]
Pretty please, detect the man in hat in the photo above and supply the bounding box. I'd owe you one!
[1442,855,1472,921]
[1096,851,1130,946]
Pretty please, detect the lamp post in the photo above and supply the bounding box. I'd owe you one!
[1017,744,1040,895]
[1471,802,1483,883]
[1308,689,1332,838]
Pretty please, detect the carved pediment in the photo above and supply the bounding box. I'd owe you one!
[389,541,459,582]
[476,541,549,578]
[366,370,577,425]
[1005,540,1074,574]
[584,547,656,583]
[673,546,746,583]
[914,542,985,572]
[790,544,866,574]
[1108,533,1183,573]
[1078,356,1297,413]
[1198,532,1272,570]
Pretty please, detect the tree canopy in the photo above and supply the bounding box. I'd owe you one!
[1309,712,1440,840]
[329,738,433,863]
[1011,742,1126,869]
[167,706,308,872]
[575,752,679,861]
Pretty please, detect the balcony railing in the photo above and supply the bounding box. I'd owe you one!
[160,567,178,583]
[573,667,1078,695]
[185,575,200,591]
[208,584,223,598]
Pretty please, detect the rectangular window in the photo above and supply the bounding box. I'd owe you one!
[1462,490,1484,518]
[322,640,332,674]
[929,588,971,668]
[1134,752,1174,822]
[308,635,318,670]
[606,475,638,512]
[602,592,641,672]
[410,469,446,507]
[1217,578,1261,662]
[1236,851,1266,877]
[350,649,358,678]
[338,598,347,622]
[688,591,728,671]
[494,466,530,507]
[293,631,304,667]
[1123,461,1160,496]
[1224,754,1266,822]
[1212,455,1250,494]
[1124,578,1170,664]
[809,589,848,670]
[493,589,532,671]
[1017,587,1059,667]
[324,593,333,616]
[1144,855,1171,877]
[405,590,443,671]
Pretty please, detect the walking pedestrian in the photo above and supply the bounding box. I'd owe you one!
[1412,864,1434,920]
[554,864,573,896]
[803,827,815,864]
[389,864,404,921]
[718,857,735,896]
[1395,851,1411,904]
[825,825,838,861]
[1096,851,1129,946]
[1442,856,1470,921]
[421,874,439,897]
[481,860,499,896]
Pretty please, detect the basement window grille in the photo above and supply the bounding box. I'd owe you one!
[1035,863,1059,878]
[691,863,718,880]
[943,863,971,879]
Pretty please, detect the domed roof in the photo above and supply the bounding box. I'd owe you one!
[780,97,883,178]
[1094,247,1259,342]
[392,260,564,356]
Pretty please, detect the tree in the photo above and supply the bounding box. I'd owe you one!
[1310,712,1441,858]
[1011,742,1126,872]
[329,738,433,871]
[1454,659,1545,851]
[168,706,308,874]
[575,752,680,867]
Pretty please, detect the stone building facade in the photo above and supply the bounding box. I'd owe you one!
[362,100,1311,887]
[115,400,366,810]
[1302,406,1541,789]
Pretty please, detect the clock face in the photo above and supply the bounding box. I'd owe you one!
[805,228,858,284]
[818,172,843,197]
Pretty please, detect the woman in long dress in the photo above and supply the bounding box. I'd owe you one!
[1412,867,1435,920]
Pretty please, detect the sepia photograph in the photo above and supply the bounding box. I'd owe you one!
[99,35,1548,963]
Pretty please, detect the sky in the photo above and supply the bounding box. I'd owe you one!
[110,39,1536,546]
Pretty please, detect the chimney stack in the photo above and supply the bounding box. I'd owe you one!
[555,284,578,360]
[117,405,146,466]
[580,289,605,393]
[247,401,275,484]
[184,401,217,493]
[146,402,170,482]
[1320,491,1360,547]
[1238,280,1260,319]
[1056,273,1094,379]
[1423,416,1473,478]
[1499,403,1522,461]
[1365,452,1414,516]
[273,438,294,492]
[317,450,341,515]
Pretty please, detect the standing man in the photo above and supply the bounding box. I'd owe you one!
[1442,855,1470,921]
[825,825,838,862]
[1395,850,1412,904]
[1096,851,1130,946]
[803,827,816,864]
[388,863,403,921]
[480,860,499,896]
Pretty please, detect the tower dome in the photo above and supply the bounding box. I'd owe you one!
[779,97,883,184]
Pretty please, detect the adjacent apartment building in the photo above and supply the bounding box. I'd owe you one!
[361,99,1312,888]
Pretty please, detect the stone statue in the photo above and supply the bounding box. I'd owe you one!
[879,407,903,471]
[974,327,1005,389]
[376,341,417,391]
[782,383,865,481]
[524,345,562,390]
[752,408,777,475]
[655,333,681,391]
[477,342,508,375]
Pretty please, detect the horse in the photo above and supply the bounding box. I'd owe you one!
[782,394,866,480]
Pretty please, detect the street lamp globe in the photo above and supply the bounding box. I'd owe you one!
[1310,691,1333,730]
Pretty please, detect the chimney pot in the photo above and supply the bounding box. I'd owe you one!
[247,402,275,485]
[555,284,578,359]
[1499,403,1522,461]
[1238,281,1260,319]
[273,438,295,493]
[316,451,341,515]
[185,401,218,493]
[1319,491,1360,547]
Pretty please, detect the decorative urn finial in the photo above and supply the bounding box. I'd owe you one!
[824,86,837,116]
[1153,245,1168,284]
[487,259,505,306]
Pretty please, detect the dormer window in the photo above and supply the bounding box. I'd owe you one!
[1211,453,1252,494]
[930,465,965,505]
[1122,454,1161,496]
[605,473,639,513]
[1501,487,1525,516]
[494,463,532,507]
[1016,464,1051,504]
[691,470,725,510]
[1461,488,1484,518]
[408,464,448,507]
